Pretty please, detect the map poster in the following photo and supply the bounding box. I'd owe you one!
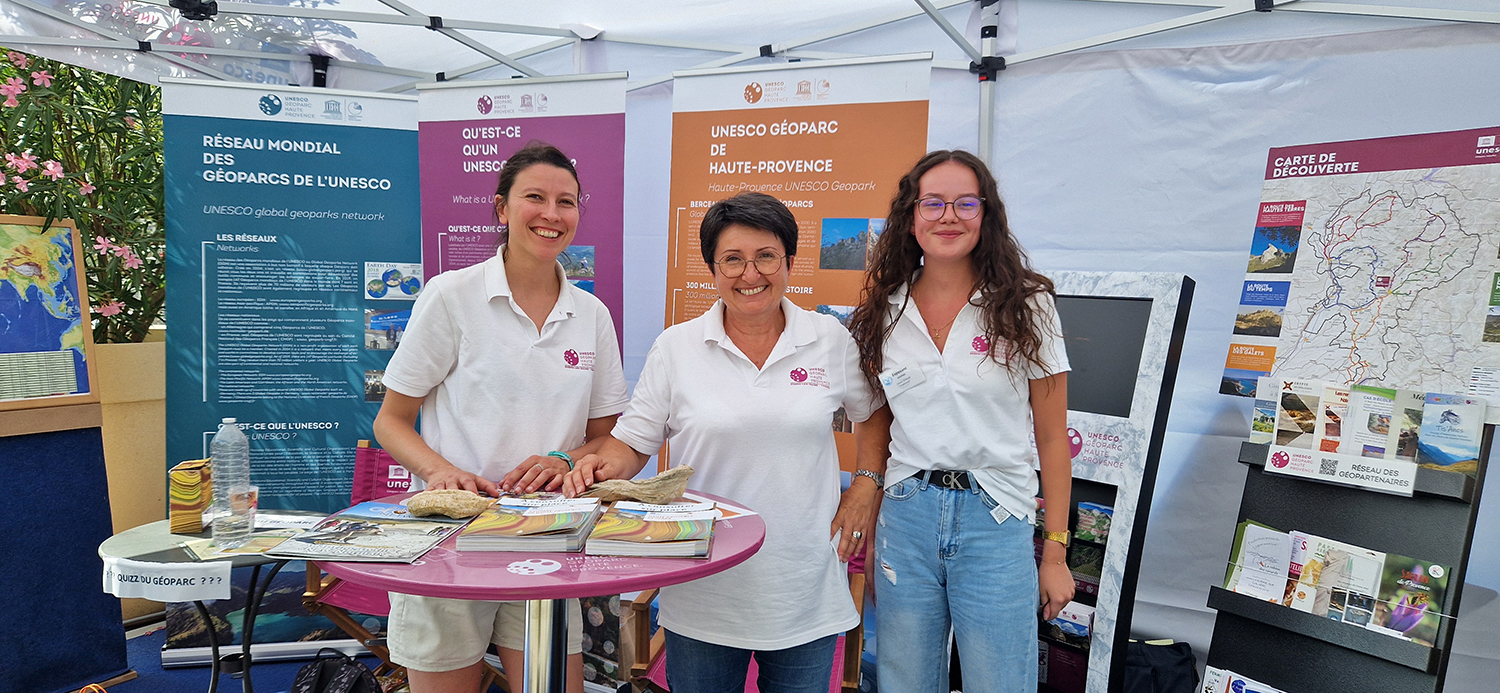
[416,74,627,338]
[1222,126,1500,398]
[0,214,97,410]
[162,79,419,512]
[667,54,930,470]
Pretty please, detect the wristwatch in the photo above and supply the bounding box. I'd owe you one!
[1042,530,1071,547]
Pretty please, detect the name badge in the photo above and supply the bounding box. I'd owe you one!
[878,362,926,398]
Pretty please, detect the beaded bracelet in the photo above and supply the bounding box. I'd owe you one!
[546,450,575,470]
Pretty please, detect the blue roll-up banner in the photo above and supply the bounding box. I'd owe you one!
[163,78,419,514]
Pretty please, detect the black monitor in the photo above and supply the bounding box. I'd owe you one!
[1054,295,1154,419]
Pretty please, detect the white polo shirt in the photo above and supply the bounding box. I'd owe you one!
[382,247,629,482]
[612,298,879,650]
[880,284,1069,524]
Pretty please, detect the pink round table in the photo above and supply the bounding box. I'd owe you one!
[317,491,765,693]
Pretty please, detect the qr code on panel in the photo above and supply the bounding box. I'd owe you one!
[1319,458,1338,476]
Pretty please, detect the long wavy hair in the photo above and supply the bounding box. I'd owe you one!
[848,150,1056,390]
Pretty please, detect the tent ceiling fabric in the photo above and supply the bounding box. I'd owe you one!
[1,0,1497,92]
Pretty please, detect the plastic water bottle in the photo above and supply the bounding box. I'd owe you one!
[210,417,253,545]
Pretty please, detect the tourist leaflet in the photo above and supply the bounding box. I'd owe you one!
[265,501,468,563]
[455,495,603,552]
[1415,393,1487,477]
[1222,523,1452,647]
[1201,666,1286,693]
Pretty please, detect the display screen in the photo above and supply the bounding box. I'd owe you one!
[1054,295,1154,419]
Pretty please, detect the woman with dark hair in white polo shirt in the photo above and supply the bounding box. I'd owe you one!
[375,142,628,693]
[561,192,890,693]
[845,150,1074,692]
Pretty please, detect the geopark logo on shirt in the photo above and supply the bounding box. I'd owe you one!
[970,334,991,356]
[563,349,595,371]
[789,366,829,388]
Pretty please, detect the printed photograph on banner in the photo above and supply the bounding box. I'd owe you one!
[364,261,422,300]
[1246,225,1300,274]
[561,245,596,294]
[365,369,386,403]
[364,309,410,350]
[1235,280,1290,338]
[1221,342,1276,397]
[817,218,882,270]
[815,304,855,328]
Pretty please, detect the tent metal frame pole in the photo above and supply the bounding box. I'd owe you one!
[916,0,983,63]
[378,39,574,93]
[626,0,967,91]
[1280,2,1500,24]
[8,0,226,79]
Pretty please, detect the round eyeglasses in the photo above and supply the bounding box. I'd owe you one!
[916,196,984,221]
[714,251,785,278]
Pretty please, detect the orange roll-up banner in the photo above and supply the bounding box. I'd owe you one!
[666,54,931,471]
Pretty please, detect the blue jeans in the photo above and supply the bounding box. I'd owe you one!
[664,629,838,693]
[874,475,1038,693]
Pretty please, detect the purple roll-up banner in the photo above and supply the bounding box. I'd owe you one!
[417,73,627,340]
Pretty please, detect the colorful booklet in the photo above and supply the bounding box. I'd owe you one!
[1315,384,1350,453]
[1415,393,1487,478]
[265,501,468,563]
[1201,666,1286,693]
[1366,554,1450,647]
[455,495,603,552]
[1225,521,1291,603]
[1250,377,1277,444]
[1274,380,1321,449]
[584,502,716,558]
[1346,384,1398,458]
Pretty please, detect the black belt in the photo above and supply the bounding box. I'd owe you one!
[916,469,973,490]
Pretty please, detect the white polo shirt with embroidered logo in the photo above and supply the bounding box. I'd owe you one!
[612,297,880,650]
[879,284,1070,524]
[382,246,628,482]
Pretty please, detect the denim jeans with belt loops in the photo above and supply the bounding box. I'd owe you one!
[874,473,1038,693]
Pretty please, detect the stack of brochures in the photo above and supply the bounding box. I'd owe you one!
[1250,378,1486,477]
[584,500,718,558]
[1224,520,1449,647]
[266,501,469,563]
[456,494,604,552]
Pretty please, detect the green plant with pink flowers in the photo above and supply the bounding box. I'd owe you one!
[1,47,164,343]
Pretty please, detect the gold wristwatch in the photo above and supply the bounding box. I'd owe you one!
[1042,530,1071,547]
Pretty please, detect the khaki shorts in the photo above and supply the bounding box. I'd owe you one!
[388,593,584,672]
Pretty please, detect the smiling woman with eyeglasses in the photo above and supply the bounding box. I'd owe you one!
[562,192,890,693]
[847,150,1074,692]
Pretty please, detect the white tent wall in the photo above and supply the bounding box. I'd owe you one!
[6,0,1500,685]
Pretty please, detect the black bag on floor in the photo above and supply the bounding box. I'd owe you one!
[291,648,383,693]
[1123,640,1198,693]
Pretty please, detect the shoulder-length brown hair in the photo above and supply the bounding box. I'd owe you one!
[848,150,1055,389]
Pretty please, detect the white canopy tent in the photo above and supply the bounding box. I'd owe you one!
[5,0,1500,686]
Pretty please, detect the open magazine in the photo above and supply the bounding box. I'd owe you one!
[266,501,469,563]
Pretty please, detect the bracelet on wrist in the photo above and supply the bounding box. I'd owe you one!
[853,469,884,486]
[546,450,575,470]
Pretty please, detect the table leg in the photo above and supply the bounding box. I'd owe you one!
[521,598,568,693]
[238,561,285,693]
[193,600,220,693]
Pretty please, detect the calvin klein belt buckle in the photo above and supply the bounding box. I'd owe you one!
[942,471,963,489]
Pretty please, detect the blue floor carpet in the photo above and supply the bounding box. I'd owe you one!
[113,625,381,693]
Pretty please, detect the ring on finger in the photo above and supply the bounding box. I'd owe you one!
[851,530,863,540]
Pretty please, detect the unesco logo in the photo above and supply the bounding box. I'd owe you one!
[1270,451,1291,469]
[477,95,492,114]
[564,349,580,367]
[1067,428,1083,458]
[744,82,763,104]
[790,367,808,383]
[258,94,282,115]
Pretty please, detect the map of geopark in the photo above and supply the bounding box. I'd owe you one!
[1267,170,1500,391]
[1223,127,1500,399]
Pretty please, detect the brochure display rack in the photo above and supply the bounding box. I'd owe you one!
[1205,427,1495,692]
